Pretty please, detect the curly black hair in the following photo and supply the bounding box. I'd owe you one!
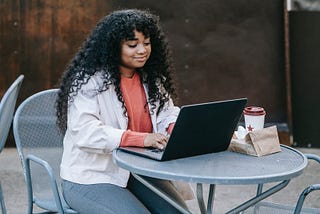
[56,9,177,133]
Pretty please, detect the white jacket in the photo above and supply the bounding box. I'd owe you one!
[60,72,180,187]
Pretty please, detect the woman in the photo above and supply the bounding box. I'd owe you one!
[56,9,190,213]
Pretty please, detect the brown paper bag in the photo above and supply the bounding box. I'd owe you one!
[170,181,195,201]
[228,125,281,156]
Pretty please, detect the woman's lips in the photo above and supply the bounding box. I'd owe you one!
[134,56,147,62]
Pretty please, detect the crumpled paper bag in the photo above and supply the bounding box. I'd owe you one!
[228,125,281,156]
[170,181,195,201]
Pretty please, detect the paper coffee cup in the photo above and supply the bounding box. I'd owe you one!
[243,106,266,131]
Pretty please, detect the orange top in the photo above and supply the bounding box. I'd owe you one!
[120,73,151,147]
[119,72,174,147]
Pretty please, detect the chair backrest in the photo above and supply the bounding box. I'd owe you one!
[0,75,24,152]
[13,89,64,200]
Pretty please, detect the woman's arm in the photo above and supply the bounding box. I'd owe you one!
[156,97,180,135]
[66,79,125,154]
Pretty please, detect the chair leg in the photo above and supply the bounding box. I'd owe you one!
[27,201,33,214]
[27,194,33,214]
[0,182,7,214]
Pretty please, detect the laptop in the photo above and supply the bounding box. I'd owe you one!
[119,98,247,161]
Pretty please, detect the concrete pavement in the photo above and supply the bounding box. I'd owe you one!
[1,147,320,214]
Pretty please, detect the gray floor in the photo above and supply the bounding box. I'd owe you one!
[1,147,320,214]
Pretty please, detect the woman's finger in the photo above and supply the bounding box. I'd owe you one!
[156,141,166,150]
[156,134,168,143]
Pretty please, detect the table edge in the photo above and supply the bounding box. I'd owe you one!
[112,145,308,184]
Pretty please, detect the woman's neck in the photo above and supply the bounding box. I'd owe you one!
[119,66,135,78]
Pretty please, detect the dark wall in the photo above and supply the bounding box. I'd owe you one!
[290,11,320,147]
[1,0,112,146]
[1,0,289,146]
[112,0,287,122]
[0,0,111,100]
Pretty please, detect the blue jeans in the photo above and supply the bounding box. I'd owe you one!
[62,175,187,214]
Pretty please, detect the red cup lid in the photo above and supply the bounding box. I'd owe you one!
[243,106,266,116]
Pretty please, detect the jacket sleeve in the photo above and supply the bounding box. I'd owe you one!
[156,97,180,135]
[66,79,125,154]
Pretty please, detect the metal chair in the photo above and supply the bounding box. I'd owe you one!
[13,89,77,214]
[0,75,24,214]
[244,153,320,214]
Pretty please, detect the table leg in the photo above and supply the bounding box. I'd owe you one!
[196,183,206,213]
[207,184,215,214]
[256,184,263,195]
[226,180,290,214]
[196,183,216,214]
[131,174,192,214]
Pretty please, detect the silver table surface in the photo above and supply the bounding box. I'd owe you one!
[113,145,307,185]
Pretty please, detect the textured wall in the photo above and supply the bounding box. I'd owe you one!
[1,0,289,146]
[290,11,320,147]
[112,0,287,123]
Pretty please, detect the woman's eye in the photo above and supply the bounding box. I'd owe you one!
[144,42,151,46]
[128,44,137,48]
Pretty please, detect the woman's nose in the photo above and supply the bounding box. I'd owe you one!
[137,44,147,53]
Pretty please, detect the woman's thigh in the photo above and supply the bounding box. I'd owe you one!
[127,175,187,214]
[62,180,150,214]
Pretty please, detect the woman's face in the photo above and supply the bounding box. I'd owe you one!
[119,30,151,76]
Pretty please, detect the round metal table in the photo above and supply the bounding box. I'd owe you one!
[113,145,307,213]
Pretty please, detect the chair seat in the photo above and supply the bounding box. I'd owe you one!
[244,201,320,214]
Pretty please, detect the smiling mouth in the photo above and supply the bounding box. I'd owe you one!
[134,56,147,62]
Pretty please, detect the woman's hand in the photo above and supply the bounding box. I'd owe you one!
[144,133,168,150]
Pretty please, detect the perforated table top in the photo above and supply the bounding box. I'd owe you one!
[113,145,307,185]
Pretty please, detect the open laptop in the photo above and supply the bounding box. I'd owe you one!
[119,98,247,161]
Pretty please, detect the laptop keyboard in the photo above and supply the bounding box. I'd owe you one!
[147,148,164,153]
